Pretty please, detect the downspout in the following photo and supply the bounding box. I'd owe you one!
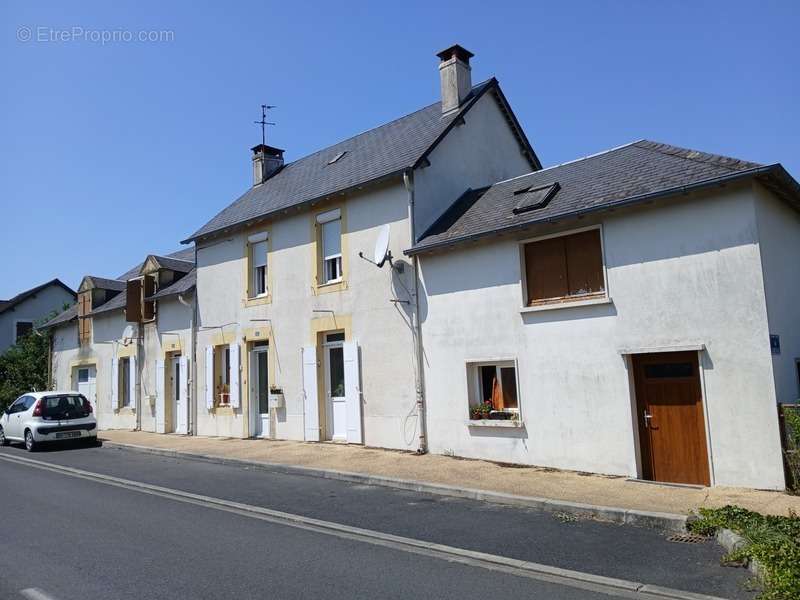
[135,322,142,431]
[177,291,196,436]
[403,169,428,454]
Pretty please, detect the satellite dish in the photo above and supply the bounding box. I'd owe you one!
[121,325,134,347]
[374,225,391,267]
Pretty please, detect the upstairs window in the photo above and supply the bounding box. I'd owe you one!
[15,321,33,342]
[523,228,605,306]
[317,209,342,284]
[142,275,157,321]
[248,232,268,298]
[77,291,92,345]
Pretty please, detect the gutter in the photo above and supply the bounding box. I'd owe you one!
[404,169,428,454]
[405,164,786,257]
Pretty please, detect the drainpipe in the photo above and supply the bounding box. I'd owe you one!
[135,322,142,431]
[403,169,428,454]
[177,291,196,436]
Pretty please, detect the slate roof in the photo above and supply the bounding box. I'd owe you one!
[89,289,127,316]
[409,140,800,254]
[147,269,196,301]
[83,276,126,292]
[146,255,194,274]
[0,278,76,316]
[184,79,539,243]
[117,247,195,281]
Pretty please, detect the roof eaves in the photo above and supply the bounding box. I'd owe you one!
[181,168,408,245]
[406,165,785,257]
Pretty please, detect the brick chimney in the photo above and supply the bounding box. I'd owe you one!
[252,144,284,186]
[437,44,474,115]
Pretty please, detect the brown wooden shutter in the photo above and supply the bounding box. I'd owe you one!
[126,280,142,322]
[142,276,155,321]
[565,229,604,296]
[525,237,568,304]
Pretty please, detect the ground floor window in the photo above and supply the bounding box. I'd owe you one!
[119,357,131,407]
[467,360,519,420]
[215,346,231,406]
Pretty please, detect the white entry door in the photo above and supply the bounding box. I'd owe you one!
[323,332,346,441]
[250,345,269,438]
[171,356,189,434]
[76,366,97,415]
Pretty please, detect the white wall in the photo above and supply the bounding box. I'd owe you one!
[0,284,75,353]
[195,180,420,447]
[754,183,800,404]
[420,185,786,489]
[413,91,533,238]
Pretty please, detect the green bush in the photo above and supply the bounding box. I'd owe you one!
[0,331,49,412]
[688,505,800,599]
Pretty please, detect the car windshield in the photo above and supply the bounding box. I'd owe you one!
[41,395,90,419]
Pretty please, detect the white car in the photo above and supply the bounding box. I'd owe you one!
[0,391,97,451]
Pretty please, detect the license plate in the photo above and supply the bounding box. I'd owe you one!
[56,431,81,439]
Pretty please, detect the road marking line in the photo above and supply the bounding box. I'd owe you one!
[20,588,59,600]
[0,452,729,600]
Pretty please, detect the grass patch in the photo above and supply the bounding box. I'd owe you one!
[688,505,800,599]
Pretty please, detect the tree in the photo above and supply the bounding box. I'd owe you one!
[0,330,49,412]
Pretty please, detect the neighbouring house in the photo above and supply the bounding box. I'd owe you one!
[40,249,195,434]
[0,279,75,353]
[40,44,800,490]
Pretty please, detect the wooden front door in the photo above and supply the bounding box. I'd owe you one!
[633,352,710,486]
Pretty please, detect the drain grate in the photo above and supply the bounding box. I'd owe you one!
[666,533,709,544]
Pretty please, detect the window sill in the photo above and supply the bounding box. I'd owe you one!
[467,419,524,428]
[521,295,612,314]
[243,294,271,307]
[115,407,135,415]
[214,406,235,416]
[314,280,348,295]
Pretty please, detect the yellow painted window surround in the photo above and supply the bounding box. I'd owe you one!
[312,206,348,294]
[243,230,271,306]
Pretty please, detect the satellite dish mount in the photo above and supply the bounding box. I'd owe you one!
[359,225,402,272]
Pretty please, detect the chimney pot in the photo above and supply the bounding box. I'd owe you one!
[251,144,284,186]
[437,44,474,115]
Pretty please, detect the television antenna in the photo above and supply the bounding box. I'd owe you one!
[254,104,276,146]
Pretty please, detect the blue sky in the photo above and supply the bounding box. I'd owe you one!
[1,1,798,298]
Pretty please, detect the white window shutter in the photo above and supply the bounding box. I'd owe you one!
[110,356,118,410]
[155,359,165,433]
[343,341,362,444]
[178,355,189,434]
[128,355,137,411]
[229,343,240,409]
[205,346,214,410]
[302,346,320,441]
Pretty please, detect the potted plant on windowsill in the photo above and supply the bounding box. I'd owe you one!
[470,401,492,420]
[268,385,285,409]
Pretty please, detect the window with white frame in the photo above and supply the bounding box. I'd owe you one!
[466,360,519,421]
[248,232,268,298]
[317,209,342,284]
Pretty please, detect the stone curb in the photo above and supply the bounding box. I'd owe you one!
[715,528,765,582]
[101,439,688,533]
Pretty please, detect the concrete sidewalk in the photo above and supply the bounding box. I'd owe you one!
[100,430,800,518]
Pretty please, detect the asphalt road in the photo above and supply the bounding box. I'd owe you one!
[0,442,754,600]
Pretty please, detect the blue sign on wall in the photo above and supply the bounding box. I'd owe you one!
[770,334,781,355]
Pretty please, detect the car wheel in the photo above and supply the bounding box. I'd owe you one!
[24,429,36,452]
[0,426,8,447]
